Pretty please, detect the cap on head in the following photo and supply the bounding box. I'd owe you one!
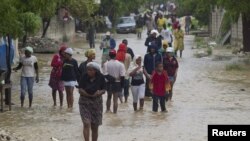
[25,46,33,53]
[64,48,73,55]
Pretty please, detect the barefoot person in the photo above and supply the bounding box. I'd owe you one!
[79,62,106,141]
[61,48,80,108]
[150,62,171,112]
[129,55,145,111]
[103,49,125,114]
[13,46,39,108]
[116,43,132,103]
[49,45,67,107]
[173,24,184,58]
[163,47,178,101]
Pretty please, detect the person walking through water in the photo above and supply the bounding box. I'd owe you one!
[100,31,116,66]
[49,45,67,107]
[78,62,106,141]
[13,46,39,108]
[150,62,171,112]
[129,55,145,111]
[161,24,173,47]
[61,48,80,108]
[103,50,125,114]
[143,44,162,98]
[122,39,134,60]
[173,24,184,58]
[163,47,178,101]
[79,49,96,77]
[145,30,162,53]
[116,43,132,103]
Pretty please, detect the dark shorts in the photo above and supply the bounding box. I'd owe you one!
[107,82,122,93]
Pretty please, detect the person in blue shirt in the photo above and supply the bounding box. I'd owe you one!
[143,44,162,97]
[99,31,116,66]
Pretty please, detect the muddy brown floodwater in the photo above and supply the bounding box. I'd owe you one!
[0,32,250,141]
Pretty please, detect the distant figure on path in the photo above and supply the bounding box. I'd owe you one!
[100,31,116,66]
[78,62,106,141]
[13,46,39,108]
[185,15,192,35]
[61,48,80,108]
[173,24,184,58]
[49,45,67,107]
[87,23,96,48]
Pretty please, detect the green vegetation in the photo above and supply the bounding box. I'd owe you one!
[226,64,244,71]
[207,47,213,56]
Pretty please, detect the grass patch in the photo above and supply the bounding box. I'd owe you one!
[195,36,207,49]
[226,64,244,71]
[207,47,213,56]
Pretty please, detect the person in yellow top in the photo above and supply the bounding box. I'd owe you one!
[157,13,167,32]
[173,24,184,58]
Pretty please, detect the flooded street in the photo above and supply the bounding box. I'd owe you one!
[0,32,250,141]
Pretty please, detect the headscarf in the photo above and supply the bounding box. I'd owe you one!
[59,44,67,54]
[116,43,127,62]
[134,55,142,66]
[25,46,33,53]
[85,49,96,58]
[87,62,101,71]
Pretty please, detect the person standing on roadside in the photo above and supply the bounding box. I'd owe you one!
[185,15,192,35]
[79,49,96,77]
[103,50,125,114]
[129,55,145,111]
[78,62,106,141]
[100,31,116,66]
[49,45,67,107]
[13,46,39,108]
[61,48,80,108]
[143,44,162,98]
[136,15,144,39]
[163,47,178,101]
[173,24,184,58]
[116,43,132,103]
[87,23,96,48]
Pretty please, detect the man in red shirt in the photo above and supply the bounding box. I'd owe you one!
[150,62,171,112]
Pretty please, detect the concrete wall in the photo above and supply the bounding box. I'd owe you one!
[210,7,225,37]
[210,7,243,47]
[37,8,75,41]
[231,15,243,47]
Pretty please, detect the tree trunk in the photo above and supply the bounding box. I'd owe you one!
[242,13,250,52]
[41,18,51,38]
[22,34,27,48]
[5,35,12,105]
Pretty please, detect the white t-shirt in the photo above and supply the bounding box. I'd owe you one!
[20,55,38,77]
[161,29,172,43]
[103,59,125,82]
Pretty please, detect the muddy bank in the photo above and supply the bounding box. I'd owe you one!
[0,129,25,141]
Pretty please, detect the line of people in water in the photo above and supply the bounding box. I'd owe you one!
[13,25,182,140]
